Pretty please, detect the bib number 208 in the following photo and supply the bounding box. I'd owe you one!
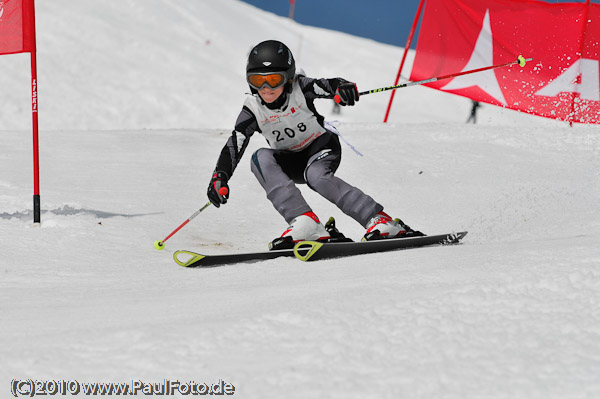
[271,123,307,142]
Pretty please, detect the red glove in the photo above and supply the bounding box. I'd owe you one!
[207,171,229,207]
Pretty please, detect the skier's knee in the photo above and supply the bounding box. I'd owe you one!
[251,148,271,181]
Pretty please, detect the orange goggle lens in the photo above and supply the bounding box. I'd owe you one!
[247,73,286,90]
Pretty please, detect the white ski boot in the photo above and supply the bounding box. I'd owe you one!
[363,211,425,241]
[269,212,330,250]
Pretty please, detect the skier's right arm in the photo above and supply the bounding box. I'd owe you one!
[207,106,258,207]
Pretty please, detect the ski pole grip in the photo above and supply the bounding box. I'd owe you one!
[334,94,342,104]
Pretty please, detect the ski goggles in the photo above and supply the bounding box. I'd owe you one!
[247,72,288,90]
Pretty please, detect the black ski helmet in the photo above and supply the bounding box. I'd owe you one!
[246,40,295,93]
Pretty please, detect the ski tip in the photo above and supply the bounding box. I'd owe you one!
[173,250,206,267]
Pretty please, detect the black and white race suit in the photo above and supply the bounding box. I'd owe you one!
[212,75,382,226]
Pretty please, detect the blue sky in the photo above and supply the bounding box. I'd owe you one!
[239,0,423,48]
[239,0,598,48]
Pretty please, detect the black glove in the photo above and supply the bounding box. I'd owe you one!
[335,82,360,106]
[207,171,229,207]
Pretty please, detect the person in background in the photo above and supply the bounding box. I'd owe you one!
[466,100,481,124]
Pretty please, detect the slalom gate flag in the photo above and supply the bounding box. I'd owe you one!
[1,0,40,223]
[0,0,35,55]
[410,0,600,124]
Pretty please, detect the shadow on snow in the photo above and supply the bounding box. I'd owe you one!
[0,205,160,221]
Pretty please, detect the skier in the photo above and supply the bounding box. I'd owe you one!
[207,40,422,249]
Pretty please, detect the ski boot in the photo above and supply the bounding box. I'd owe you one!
[362,211,425,241]
[269,212,331,250]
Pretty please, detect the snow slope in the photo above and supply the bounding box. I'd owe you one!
[1,1,600,398]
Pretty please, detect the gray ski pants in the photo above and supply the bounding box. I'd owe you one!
[250,132,383,227]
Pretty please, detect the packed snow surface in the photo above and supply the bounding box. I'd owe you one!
[1,1,599,398]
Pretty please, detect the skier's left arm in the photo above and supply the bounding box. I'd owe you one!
[298,76,359,106]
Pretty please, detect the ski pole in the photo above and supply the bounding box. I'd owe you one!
[335,55,532,103]
[154,187,228,250]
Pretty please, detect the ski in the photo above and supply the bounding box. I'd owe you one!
[293,231,468,262]
[173,232,466,268]
[173,247,305,268]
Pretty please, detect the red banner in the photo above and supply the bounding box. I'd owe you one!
[0,0,35,55]
[410,0,600,124]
